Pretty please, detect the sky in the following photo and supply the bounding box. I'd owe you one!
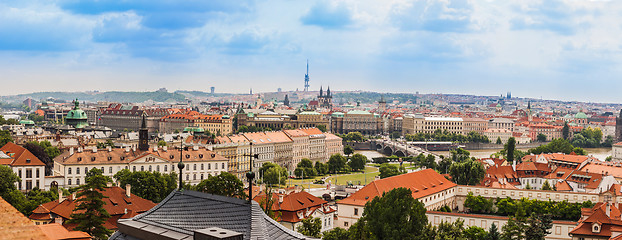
[2,0,622,103]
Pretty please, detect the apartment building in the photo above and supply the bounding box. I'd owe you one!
[0,142,46,191]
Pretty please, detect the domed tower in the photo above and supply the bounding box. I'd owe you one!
[66,99,88,130]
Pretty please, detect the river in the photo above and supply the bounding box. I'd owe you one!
[431,147,612,160]
[358,147,613,161]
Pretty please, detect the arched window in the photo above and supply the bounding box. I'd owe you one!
[68,179,72,185]
[133,166,136,172]
[164,165,167,172]
[68,167,72,175]
[157,165,160,172]
[84,167,88,174]
[149,166,152,172]
[141,166,144,171]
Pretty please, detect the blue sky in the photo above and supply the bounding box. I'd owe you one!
[2,0,622,103]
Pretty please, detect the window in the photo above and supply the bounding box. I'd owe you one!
[36,169,39,178]
[201,174,204,180]
[26,180,32,190]
[149,166,152,172]
[18,169,22,178]
[354,208,359,216]
[208,164,211,170]
[193,174,196,180]
[68,168,72,175]
[215,163,218,170]
[84,167,88,173]
[157,165,160,172]
[344,222,349,227]
[201,164,204,170]
[101,167,104,172]
[222,163,225,169]
[68,179,72,185]
[125,166,128,170]
[141,166,144,171]
[76,167,80,174]
[133,166,136,172]
[186,175,189,180]
[194,164,196,171]
[164,165,167,172]
[109,167,113,173]
[26,169,32,178]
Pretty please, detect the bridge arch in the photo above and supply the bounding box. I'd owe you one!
[382,146,394,156]
[375,143,383,150]
[395,150,406,157]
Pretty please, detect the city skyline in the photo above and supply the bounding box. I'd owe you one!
[2,0,622,103]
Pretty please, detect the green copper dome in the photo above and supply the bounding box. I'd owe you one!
[19,120,35,125]
[66,99,89,129]
[575,112,588,119]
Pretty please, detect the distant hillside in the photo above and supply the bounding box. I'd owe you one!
[175,90,233,98]
[0,91,186,103]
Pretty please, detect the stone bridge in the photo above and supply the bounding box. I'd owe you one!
[369,139,442,158]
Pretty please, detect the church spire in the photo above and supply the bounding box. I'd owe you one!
[320,86,323,97]
[326,86,331,97]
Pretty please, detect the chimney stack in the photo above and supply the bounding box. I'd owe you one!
[69,147,74,155]
[107,146,112,152]
[278,194,284,203]
[71,192,76,200]
[54,217,63,225]
[126,184,131,197]
[607,203,611,217]
[106,182,112,187]
[92,146,97,153]
[58,189,64,203]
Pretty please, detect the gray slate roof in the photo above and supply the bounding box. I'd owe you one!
[109,190,313,240]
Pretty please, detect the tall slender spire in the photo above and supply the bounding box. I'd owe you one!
[320,86,323,97]
[304,59,310,92]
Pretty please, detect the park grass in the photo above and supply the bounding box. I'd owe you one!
[326,171,380,186]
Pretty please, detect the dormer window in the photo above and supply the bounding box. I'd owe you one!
[26,159,31,163]
[592,223,601,233]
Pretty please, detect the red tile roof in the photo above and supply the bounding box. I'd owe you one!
[0,196,50,239]
[338,169,456,207]
[29,186,156,231]
[0,142,46,166]
[38,223,91,240]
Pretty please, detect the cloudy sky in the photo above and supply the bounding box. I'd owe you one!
[2,0,622,102]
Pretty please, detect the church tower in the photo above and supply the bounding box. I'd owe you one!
[304,60,310,92]
[284,94,290,107]
[378,95,386,112]
[139,113,149,151]
[527,101,532,122]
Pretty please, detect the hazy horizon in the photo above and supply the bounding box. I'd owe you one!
[3,1,622,103]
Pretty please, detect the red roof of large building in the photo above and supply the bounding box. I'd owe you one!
[339,169,456,207]
[29,186,156,231]
[570,202,622,238]
[0,142,46,166]
[253,191,335,223]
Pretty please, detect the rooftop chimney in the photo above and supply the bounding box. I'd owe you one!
[69,147,74,155]
[71,192,76,200]
[54,217,63,225]
[163,146,167,151]
[125,147,130,152]
[606,203,611,217]
[106,182,112,187]
[126,184,131,197]
[107,146,112,152]
[58,189,64,203]
[278,194,284,204]
[92,146,97,153]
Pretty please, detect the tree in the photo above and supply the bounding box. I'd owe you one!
[464,226,488,240]
[157,140,167,146]
[506,137,516,163]
[343,145,354,156]
[24,141,54,175]
[537,133,547,142]
[260,163,287,185]
[438,157,453,174]
[562,122,570,140]
[450,148,471,162]
[355,188,427,239]
[379,163,405,179]
[322,227,349,240]
[315,161,328,176]
[316,124,327,132]
[328,154,347,174]
[113,169,177,203]
[525,213,552,240]
[0,130,13,147]
[435,219,467,239]
[344,132,365,142]
[0,165,20,195]
[449,159,485,185]
[423,154,438,170]
[488,223,500,240]
[464,192,493,214]
[298,158,313,168]
[68,168,112,239]
[541,181,552,191]
[496,137,503,144]
[195,172,246,198]
[297,217,321,238]
[348,153,367,172]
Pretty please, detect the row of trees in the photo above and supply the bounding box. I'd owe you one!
[464,193,593,221]
[339,132,367,142]
[405,129,490,143]
[318,187,553,240]
[570,126,614,148]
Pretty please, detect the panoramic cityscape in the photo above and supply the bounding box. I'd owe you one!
[4,1,622,240]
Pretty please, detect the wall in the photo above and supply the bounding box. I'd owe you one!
[426,211,575,240]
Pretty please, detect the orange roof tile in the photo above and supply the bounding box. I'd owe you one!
[0,196,50,239]
[38,223,90,240]
[0,142,46,166]
[339,169,456,207]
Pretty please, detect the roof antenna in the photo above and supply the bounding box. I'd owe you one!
[178,136,185,190]
[244,142,259,203]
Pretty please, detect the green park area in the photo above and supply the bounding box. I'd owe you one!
[277,166,380,189]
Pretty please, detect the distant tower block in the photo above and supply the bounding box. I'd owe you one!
[210,87,215,94]
[304,60,310,92]
[278,88,282,92]
[250,88,253,95]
